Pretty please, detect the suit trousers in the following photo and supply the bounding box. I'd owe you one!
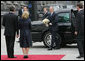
[5,35,15,58]
[76,35,84,56]
[50,30,60,48]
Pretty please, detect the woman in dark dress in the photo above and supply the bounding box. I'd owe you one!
[18,11,32,58]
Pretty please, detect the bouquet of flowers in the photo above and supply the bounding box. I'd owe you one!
[42,18,50,27]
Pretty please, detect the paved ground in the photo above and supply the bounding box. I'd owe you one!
[1,29,84,60]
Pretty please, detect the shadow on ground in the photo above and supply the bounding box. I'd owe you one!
[16,41,77,48]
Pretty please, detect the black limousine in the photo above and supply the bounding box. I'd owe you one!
[1,9,77,47]
[31,9,77,47]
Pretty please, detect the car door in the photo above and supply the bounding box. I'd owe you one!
[57,12,75,43]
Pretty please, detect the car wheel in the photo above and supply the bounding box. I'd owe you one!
[43,31,62,47]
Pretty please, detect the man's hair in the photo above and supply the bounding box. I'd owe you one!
[77,3,83,9]
[9,6,15,11]
[49,6,54,10]
[43,7,47,9]
[23,6,28,9]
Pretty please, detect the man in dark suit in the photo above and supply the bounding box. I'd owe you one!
[18,5,24,17]
[42,7,49,20]
[2,6,19,58]
[23,6,31,19]
[18,6,30,18]
[48,6,60,50]
[75,3,84,58]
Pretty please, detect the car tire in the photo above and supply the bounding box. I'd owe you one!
[43,31,62,48]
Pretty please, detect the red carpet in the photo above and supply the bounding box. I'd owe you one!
[1,55,65,60]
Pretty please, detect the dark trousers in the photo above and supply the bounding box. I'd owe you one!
[76,35,84,56]
[5,36,15,58]
[50,30,60,48]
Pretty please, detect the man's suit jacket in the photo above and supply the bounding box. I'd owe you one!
[18,9,31,19]
[75,9,84,36]
[2,12,19,36]
[18,9,23,17]
[48,12,58,31]
[42,12,49,20]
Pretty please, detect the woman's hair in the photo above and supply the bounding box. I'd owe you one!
[22,11,29,19]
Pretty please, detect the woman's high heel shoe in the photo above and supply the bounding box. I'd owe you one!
[23,55,29,58]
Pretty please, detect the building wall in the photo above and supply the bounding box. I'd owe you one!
[1,1,78,11]
[1,1,79,28]
[1,1,28,11]
[80,1,84,5]
[36,1,78,11]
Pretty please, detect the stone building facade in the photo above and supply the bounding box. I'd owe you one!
[1,1,81,28]
[1,1,79,12]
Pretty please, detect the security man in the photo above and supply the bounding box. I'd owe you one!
[42,7,49,20]
[75,3,84,58]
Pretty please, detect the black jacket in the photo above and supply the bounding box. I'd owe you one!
[48,12,58,31]
[2,12,19,36]
[42,12,49,20]
[75,9,84,35]
[18,9,31,18]
[18,9,23,17]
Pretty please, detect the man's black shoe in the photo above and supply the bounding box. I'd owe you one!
[76,56,84,58]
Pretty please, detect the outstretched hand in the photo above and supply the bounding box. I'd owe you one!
[16,35,19,38]
[49,23,52,25]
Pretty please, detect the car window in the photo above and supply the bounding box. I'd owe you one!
[58,12,70,23]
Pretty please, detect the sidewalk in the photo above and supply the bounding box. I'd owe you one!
[1,29,84,60]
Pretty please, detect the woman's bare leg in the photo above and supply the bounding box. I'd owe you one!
[22,48,26,55]
[25,48,29,55]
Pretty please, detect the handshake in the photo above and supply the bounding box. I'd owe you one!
[42,19,52,27]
